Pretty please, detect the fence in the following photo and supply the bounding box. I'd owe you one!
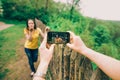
[35,19,109,80]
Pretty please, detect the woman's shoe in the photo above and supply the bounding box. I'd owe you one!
[30,72,34,77]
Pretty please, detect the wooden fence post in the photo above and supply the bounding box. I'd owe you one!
[47,45,109,80]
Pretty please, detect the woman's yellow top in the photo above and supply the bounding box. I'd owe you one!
[24,28,41,49]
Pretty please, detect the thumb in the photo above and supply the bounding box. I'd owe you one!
[49,44,55,53]
[66,43,73,49]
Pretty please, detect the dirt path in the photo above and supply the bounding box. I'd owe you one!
[0,22,14,31]
[4,38,40,80]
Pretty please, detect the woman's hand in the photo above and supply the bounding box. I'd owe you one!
[39,33,55,64]
[33,33,55,80]
[45,26,50,33]
[66,31,87,54]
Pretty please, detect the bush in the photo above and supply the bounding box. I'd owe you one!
[96,43,119,59]
[115,38,120,47]
[92,25,111,46]
[37,8,50,24]
[1,0,34,20]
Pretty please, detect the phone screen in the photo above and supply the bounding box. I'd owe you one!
[47,31,70,44]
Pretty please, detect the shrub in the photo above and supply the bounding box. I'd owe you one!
[92,25,111,46]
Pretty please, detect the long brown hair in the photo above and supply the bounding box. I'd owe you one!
[26,18,37,30]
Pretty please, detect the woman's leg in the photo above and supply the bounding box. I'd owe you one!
[31,48,38,62]
[24,48,36,73]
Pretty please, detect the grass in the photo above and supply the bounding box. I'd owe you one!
[0,22,25,79]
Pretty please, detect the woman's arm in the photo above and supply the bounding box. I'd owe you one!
[39,29,44,38]
[25,30,32,41]
[67,31,120,80]
[33,62,49,80]
[83,48,120,80]
[33,33,55,80]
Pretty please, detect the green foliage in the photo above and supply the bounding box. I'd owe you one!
[1,0,33,20]
[60,10,82,23]
[37,8,50,24]
[91,62,97,70]
[115,37,120,47]
[0,23,25,79]
[110,24,120,41]
[96,43,120,59]
[88,19,98,31]
[74,22,83,34]
[92,25,111,46]
[1,0,53,21]
[80,31,95,48]
[0,69,9,79]
[48,10,88,35]
[48,16,74,31]
[0,35,6,48]
[1,0,15,18]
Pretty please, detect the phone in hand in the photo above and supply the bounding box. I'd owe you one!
[47,31,70,44]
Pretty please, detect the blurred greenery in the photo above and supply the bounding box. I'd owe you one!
[0,68,9,79]
[91,25,111,46]
[0,23,25,79]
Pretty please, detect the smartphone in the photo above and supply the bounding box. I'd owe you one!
[47,31,70,44]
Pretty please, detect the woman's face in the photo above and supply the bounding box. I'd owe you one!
[28,19,34,30]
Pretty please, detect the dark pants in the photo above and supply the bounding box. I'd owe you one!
[25,48,38,72]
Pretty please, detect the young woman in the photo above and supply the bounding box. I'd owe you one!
[24,19,44,77]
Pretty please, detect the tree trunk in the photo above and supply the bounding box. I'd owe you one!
[45,0,49,11]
